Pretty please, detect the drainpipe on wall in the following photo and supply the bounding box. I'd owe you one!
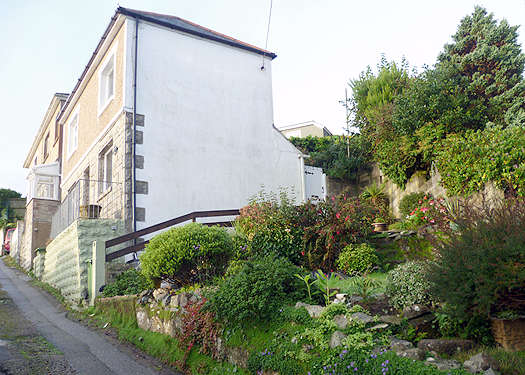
[132,17,139,243]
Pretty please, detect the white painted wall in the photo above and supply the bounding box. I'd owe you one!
[127,19,304,229]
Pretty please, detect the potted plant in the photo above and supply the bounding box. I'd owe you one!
[372,217,388,232]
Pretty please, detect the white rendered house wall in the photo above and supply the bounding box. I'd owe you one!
[127,19,304,229]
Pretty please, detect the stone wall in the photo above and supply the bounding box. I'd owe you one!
[43,218,126,304]
[326,164,503,218]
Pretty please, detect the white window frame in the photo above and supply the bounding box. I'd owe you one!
[98,141,113,195]
[67,109,79,160]
[98,45,117,116]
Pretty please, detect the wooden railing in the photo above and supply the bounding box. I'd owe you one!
[105,209,239,261]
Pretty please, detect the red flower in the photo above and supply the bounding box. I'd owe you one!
[336,212,341,219]
[301,251,305,256]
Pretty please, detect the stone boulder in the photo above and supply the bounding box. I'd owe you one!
[349,312,374,324]
[329,331,347,348]
[379,315,402,325]
[402,304,430,319]
[152,288,169,302]
[426,357,462,371]
[333,314,349,330]
[463,352,498,374]
[418,339,474,356]
[396,348,425,361]
[295,302,324,318]
[390,338,413,352]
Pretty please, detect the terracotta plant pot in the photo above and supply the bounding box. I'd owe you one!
[372,223,388,232]
[491,316,525,351]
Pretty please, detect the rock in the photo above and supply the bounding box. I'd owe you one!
[161,294,171,307]
[397,348,425,361]
[408,313,436,335]
[333,294,347,304]
[484,369,499,375]
[350,312,374,324]
[379,315,402,325]
[329,331,347,348]
[368,323,389,331]
[160,280,175,289]
[170,293,188,309]
[152,288,169,302]
[346,295,363,305]
[403,304,430,319]
[418,339,475,356]
[136,308,152,331]
[426,358,461,371]
[464,352,498,373]
[333,314,349,330]
[390,338,413,352]
[291,336,298,345]
[295,302,324,318]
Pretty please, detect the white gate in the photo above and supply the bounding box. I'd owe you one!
[304,165,326,201]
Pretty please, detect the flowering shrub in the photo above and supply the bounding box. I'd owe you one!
[140,223,232,286]
[302,195,377,271]
[236,192,378,270]
[399,192,427,217]
[336,243,378,275]
[176,298,221,368]
[311,349,469,374]
[403,195,448,229]
[386,261,436,310]
[236,193,304,264]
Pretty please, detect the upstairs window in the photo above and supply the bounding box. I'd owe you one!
[99,52,115,114]
[43,133,49,160]
[67,113,78,158]
[98,141,113,194]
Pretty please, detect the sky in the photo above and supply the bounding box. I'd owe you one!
[1,0,524,194]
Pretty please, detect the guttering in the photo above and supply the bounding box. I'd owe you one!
[132,17,139,239]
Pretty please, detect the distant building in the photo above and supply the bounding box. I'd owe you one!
[278,121,333,138]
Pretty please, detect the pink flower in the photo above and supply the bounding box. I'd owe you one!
[430,219,435,224]
[421,207,429,213]
[336,212,341,219]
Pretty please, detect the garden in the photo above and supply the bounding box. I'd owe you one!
[94,188,525,375]
[91,6,525,375]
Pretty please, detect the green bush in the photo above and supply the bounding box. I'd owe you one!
[140,223,232,286]
[336,243,378,275]
[386,261,436,310]
[428,198,525,319]
[207,256,304,324]
[399,192,427,217]
[102,269,153,297]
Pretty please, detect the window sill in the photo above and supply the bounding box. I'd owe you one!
[98,95,114,118]
[98,185,112,202]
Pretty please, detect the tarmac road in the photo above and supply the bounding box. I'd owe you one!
[0,258,168,375]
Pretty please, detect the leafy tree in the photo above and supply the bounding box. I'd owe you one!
[290,135,373,182]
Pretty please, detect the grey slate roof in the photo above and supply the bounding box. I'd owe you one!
[117,7,277,59]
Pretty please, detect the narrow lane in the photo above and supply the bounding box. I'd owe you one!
[0,259,164,375]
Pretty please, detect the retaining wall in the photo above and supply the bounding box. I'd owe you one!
[43,218,126,304]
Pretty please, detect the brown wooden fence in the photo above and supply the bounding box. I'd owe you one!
[105,209,239,261]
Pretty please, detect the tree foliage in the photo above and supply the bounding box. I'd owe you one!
[290,135,372,182]
[348,7,525,193]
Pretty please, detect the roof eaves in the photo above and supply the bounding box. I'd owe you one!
[117,7,277,60]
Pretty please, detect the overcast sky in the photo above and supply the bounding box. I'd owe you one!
[1,0,524,194]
